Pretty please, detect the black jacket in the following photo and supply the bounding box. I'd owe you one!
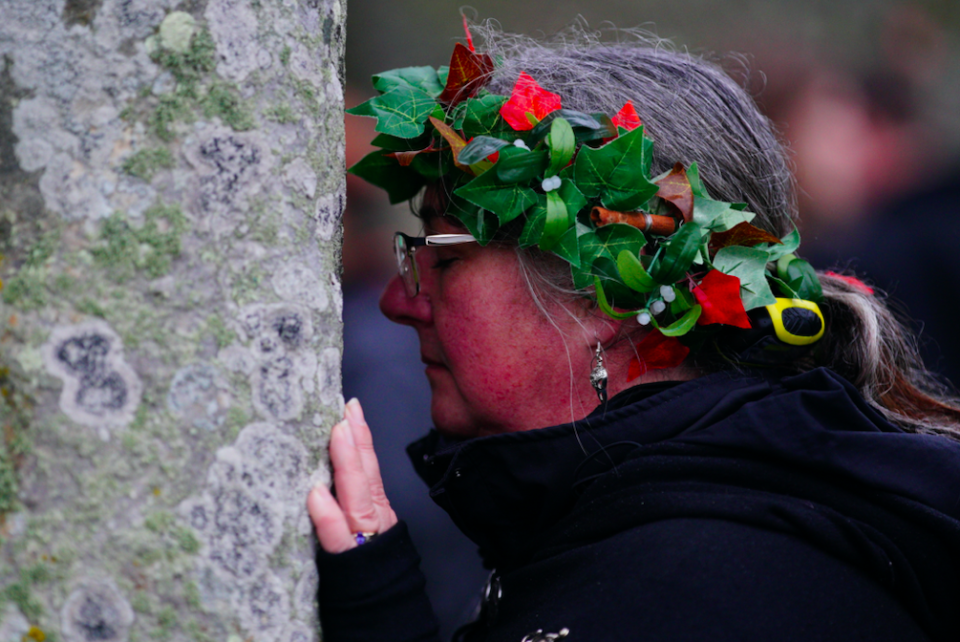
[318,368,960,641]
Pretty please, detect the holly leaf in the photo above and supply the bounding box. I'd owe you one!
[654,305,703,336]
[712,246,776,310]
[627,330,690,381]
[348,150,426,204]
[499,71,562,131]
[574,126,658,211]
[453,164,538,224]
[654,162,694,224]
[611,100,642,131]
[361,85,438,139]
[709,221,782,254]
[651,222,703,284]
[372,66,445,97]
[438,43,494,105]
[692,270,751,328]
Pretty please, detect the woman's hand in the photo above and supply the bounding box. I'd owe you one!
[307,398,398,553]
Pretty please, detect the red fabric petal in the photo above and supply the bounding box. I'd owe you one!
[499,72,562,131]
[627,330,691,381]
[693,270,751,328]
[611,100,642,131]
[824,271,874,295]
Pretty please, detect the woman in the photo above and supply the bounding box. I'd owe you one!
[309,25,960,642]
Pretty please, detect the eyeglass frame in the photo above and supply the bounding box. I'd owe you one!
[394,232,477,297]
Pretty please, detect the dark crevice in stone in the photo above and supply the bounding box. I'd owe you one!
[62,0,104,27]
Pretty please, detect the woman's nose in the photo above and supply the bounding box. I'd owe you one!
[379,274,433,326]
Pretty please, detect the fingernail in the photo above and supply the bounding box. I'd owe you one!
[345,398,363,422]
[333,420,354,446]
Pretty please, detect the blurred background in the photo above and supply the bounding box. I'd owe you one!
[341,1,960,638]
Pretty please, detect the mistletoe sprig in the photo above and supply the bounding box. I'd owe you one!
[348,39,822,373]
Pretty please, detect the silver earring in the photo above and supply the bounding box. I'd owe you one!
[590,342,608,404]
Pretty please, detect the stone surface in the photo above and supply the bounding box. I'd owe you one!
[0,0,345,640]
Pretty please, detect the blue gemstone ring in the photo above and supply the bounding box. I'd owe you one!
[354,531,378,546]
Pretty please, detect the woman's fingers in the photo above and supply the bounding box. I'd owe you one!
[344,399,398,530]
[307,483,356,553]
[329,418,381,533]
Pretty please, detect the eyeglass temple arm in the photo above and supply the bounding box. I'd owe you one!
[424,234,477,246]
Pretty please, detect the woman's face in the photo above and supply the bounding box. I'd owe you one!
[380,217,599,440]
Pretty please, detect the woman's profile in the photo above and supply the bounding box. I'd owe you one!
[308,22,960,642]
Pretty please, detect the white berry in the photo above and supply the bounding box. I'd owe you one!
[651,300,666,315]
[660,285,676,302]
[541,176,562,192]
[513,139,530,151]
[637,312,652,325]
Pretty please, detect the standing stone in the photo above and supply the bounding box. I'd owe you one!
[0,1,345,641]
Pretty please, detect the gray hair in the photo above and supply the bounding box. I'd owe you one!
[430,24,960,439]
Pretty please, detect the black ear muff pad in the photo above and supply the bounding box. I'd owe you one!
[781,307,824,339]
[716,298,825,366]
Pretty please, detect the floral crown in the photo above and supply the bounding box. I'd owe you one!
[348,27,824,376]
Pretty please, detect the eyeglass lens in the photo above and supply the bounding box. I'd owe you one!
[394,234,419,297]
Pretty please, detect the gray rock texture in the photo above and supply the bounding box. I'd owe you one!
[0,0,345,640]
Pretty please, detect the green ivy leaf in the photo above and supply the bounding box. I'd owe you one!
[454,165,537,224]
[365,85,438,139]
[574,223,648,288]
[687,161,709,198]
[651,222,703,284]
[574,126,658,211]
[762,227,801,263]
[545,118,576,178]
[372,66,445,97]
[617,250,657,293]
[779,256,823,302]
[713,245,777,310]
[461,94,510,138]
[654,305,702,336]
[348,150,426,204]
[519,180,586,252]
[692,197,756,232]
[370,132,432,151]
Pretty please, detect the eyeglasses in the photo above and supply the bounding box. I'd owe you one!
[394,232,477,297]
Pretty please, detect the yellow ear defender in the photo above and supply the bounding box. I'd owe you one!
[765,298,825,346]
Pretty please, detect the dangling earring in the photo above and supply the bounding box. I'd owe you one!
[590,342,608,404]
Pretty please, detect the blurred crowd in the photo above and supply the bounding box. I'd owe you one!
[340,3,960,638]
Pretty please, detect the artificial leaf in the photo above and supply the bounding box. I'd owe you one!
[428,116,469,170]
[521,181,585,252]
[448,194,498,245]
[494,146,548,183]
[611,100,642,131]
[687,161,709,198]
[546,118,576,177]
[348,150,426,204]
[410,149,455,181]
[655,305,703,336]
[372,66,444,97]
[651,222,703,284]
[553,223,584,269]
[617,250,657,293]
[346,98,378,118]
[692,197,756,232]
[438,43,494,105]
[762,228,801,263]
[655,163,694,224]
[365,85,438,139]
[519,205,545,248]
[627,330,690,381]
[499,71,561,131]
[670,287,695,315]
[708,221,782,254]
[529,109,604,142]
[461,94,510,138]
[459,136,511,165]
[712,245,776,310]
[540,191,568,251]
[574,126,658,211]
[779,256,823,302]
[579,223,648,271]
[692,270,751,328]
[454,164,538,224]
[594,276,643,320]
[385,147,431,167]
[370,132,432,151]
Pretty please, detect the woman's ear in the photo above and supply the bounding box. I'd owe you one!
[577,302,631,348]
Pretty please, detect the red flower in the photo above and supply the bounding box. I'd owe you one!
[499,72,561,131]
[693,270,751,328]
[824,271,874,295]
[627,330,691,381]
[611,100,642,131]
